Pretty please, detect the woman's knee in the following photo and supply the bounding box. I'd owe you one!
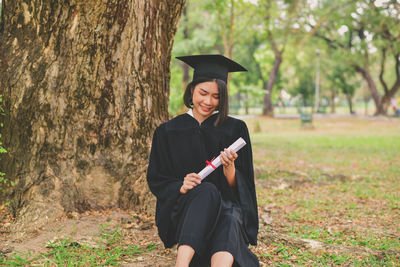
[211,251,234,267]
[190,182,220,199]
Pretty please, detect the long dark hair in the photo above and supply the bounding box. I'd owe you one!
[183,77,229,127]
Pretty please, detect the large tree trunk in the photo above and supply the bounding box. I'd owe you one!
[354,62,400,115]
[0,0,185,230]
[380,94,393,115]
[346,94,354,114]
[354,65,382,114]
[244,92,249,115]
[216,0,235,85]
[330,88,336,114]
[363,95,370,115]
[263,50,282,116]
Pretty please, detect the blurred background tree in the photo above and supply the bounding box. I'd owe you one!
[170,0,400,117]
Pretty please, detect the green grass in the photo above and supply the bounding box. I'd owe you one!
[1,116,398,266]
[0,224,156,266]
[266,243,398,266]
[249,117,400,265]
[252,133,400,176]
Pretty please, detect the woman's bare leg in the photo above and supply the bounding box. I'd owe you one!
[211,251,234,267]
[175,245,195,267]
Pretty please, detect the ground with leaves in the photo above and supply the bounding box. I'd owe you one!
[0,209,174,266]
[1,116,399,266]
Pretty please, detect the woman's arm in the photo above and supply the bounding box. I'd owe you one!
[147,126,182,199]
[220,148,238,187]
[180,173,202,194]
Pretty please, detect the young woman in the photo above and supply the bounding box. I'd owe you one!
[147,55,259,267]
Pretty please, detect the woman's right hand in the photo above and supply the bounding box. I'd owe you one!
[180,173,202,194]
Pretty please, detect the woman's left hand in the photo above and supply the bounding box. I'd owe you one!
[220,148,238,168]
[220,149,238,186]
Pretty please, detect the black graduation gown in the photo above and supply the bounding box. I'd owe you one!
[146,113,259,264]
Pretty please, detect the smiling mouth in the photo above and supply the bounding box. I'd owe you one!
[200,105,212,112]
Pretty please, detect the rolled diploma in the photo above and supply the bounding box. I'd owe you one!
[198,137,247,180]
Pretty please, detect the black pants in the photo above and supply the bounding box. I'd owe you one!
[171,182,259,267]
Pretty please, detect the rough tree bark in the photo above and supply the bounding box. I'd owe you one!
[0,0,185,230]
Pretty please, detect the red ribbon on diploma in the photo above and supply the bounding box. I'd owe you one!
[205,157,216,169]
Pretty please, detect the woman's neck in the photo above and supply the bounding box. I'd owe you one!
[192,108,209,124]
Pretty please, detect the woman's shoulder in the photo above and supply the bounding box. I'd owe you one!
[156,113,194,133]
[224,115,248,129]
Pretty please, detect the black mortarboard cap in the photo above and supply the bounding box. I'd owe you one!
[176,54,247,83]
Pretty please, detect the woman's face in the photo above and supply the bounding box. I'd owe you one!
[191,81,219,122]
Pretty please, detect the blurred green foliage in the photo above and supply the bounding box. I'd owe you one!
[170,0,400,116]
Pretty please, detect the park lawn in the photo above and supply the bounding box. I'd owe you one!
[247,116,400,266]
[1,116,398,266]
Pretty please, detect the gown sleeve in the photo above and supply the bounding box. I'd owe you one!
[234,120,259,245]
[147,125,181,199]
[147,125,182,247]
